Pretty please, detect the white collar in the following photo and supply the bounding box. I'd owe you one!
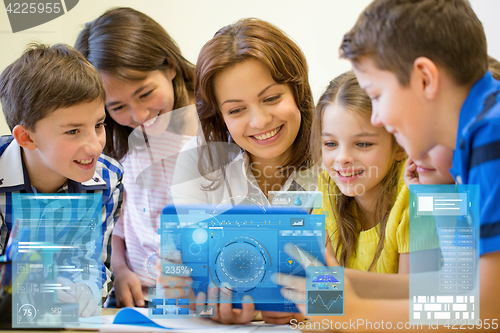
[239,151,318,193]
[0,139,26,188]
[81,173,107,187]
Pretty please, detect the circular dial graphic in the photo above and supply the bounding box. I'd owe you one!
[213,236,269,292]
[18,304,37,322]
[145,252,160,279]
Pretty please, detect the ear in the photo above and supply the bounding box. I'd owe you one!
[165,58,177,81]
[413,57,439,100]
[395,145,407,162]
[12,125,37,150]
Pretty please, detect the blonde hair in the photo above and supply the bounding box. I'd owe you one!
[488,55,500,80]
[311,71,405,271]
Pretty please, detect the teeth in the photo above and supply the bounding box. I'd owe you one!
[76,159,93,165]
[254,126,282,140]
[338,170,364,177]
[143,115,158,127]
[143,112,161,127]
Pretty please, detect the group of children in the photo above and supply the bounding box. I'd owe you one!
[0,0,498,330]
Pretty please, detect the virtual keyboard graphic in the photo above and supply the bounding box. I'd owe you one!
[412,295,476,321]
[409,185,479,325]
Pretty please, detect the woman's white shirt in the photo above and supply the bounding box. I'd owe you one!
[171,136,318,210]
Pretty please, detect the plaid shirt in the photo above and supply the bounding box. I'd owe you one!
[0,136,123,303]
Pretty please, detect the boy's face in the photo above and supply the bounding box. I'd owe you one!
[353,57,438,160]
[27,100,106,188]
[414,145,455,185]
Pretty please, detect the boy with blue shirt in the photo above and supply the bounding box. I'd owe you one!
[0,43,123,317]
[340,0,499,325]
[276,0,499,329]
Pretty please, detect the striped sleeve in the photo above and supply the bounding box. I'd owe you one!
[0,193,9,255]
[97,154,124,302]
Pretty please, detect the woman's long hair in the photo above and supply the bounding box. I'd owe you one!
[194,18,315,189]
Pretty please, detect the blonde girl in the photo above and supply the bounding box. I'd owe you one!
[312,71,408,273]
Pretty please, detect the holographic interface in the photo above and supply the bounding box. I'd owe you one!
[409,185,479,326]
[148,205,325,318]
[11,193,103,329]
[306,266,344,316]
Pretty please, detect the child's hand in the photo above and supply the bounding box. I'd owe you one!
[157,274,193,299]
[113,265,144,307]
[404,158,421,185]
[272,243,319,314]
[261,311,305,324]
[274,243,363,324]
[325,245,337,266]
[156,250,194,300]
[195,284,257,324]
[57,277,100,317]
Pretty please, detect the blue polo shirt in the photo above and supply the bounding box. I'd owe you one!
[450,71,500,256]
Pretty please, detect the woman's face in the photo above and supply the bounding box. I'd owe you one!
[101,69,176,133]
[214,59,301,165]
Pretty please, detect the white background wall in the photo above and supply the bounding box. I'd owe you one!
[0,0,499,135]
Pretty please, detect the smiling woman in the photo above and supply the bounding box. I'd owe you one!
[172,18,318,209]
[170,17,318,326]
[214,58,301,174]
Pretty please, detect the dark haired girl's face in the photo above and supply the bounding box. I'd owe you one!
[101,69,176,133]
[214,59,301,165]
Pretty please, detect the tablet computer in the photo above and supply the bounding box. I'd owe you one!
[152,204,325,315]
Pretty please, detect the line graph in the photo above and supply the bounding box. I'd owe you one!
[307,291,344,315]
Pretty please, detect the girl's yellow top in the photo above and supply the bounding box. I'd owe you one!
[314,164,409,273]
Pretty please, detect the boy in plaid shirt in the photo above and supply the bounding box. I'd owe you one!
[0,43,123,317]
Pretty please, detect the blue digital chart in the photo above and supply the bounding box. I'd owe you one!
[10,193,103,328]
[312,275,339,283]
[306,266,344,316]
[409,185,479,326]
[150,205,325,318]
[268,191,323,209]
[147,285,194,317]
